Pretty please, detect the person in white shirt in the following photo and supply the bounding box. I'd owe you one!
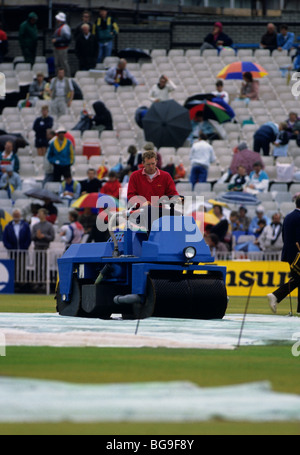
[149,75,177,103]
[189,132,216,189]
[211,80,229,104]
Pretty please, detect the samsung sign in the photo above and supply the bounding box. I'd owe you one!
[0,260,14,294]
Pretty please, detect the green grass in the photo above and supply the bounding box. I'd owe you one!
[0,293,300,435]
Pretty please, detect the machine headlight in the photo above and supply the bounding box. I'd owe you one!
[183,246,196,260]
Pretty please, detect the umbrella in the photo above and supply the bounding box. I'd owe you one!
[218,192,261,206]
[188,100,232,123]
[184,93,215,108]
[217,61,268,80]
[142,100,192,149]
[117,48,151,62]
[72,193,119,209]
[0,209,12,230]
[184,94,235,121]
[24,186,63,204]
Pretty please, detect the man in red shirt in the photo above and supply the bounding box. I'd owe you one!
[127,149,181,231]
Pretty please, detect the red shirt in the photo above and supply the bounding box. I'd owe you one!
[127,168,178,206]
[100,180,122,199]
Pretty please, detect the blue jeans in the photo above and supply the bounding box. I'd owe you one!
[190,165,208,189]
[98,41,113,63]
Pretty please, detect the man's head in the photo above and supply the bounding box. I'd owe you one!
[81,23,90,35]
[12,209,22,223]
[230,211,239,223]
[289,112,298,122]
[237,165,247,176]
[57,68,65,80]
[56,126,66,140]
[253,161,263,173]
[55,12,66,23]
[38,208,48,221]
[69,209,79,223]
[118,59,127,70]
[108,170,118,181]
[256,206,265,219]
[267,23,276,33]
[87,168,96,180]
[272,212,282,224]
[215,80,224,92]
[36,72,44,83]
[280,24,288,36]
[82,10,91,22]
[41,104,49,117]
[4,140,13,154]
[99,6,108,19]
[158,75,168,88]
[28,12,38,24]
[142,150,157,175]
[64,173,73,185]
[295,195,300,209]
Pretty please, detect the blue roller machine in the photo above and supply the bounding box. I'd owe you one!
[56,204,228,320]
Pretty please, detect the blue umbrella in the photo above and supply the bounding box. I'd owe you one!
[219,192,261,206]
[211,97,235,120]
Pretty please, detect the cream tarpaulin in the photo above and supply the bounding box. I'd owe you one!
[0,378,300,423]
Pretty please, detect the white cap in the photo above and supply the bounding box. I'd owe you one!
[55,12,66,22]
[56,125,66,134]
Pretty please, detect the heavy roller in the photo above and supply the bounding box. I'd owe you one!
[56,203,228,320]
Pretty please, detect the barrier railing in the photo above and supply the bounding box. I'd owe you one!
[1,248,64,295]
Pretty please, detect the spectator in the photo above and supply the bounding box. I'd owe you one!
[149,75,177,103]
[0,140,19,173]
[286,112,300,139]
[32,208,55,250]
[244,161,269,194]
[105,58,138,88]
[227,165,249,192]
[33,105,54,156]
[74,10,93,40]
[127,145,142,172]
[100,170,121,199]
[43,198,58,225]
[0,22,8,63]
[205,232,228,254]
[249,206,270,236]
[78,207,97,235]
[2,208,31,251]
[46,126,75,182]
[210,204,229,243]
[18,12,38,65]
[260,23,278,52]
[255,212,283,253]
[273,122,289,158]
[31,207,55,288]
[277,24,295,52]
[188,111,219,145]
[59,173,81,206]
[49,67,74,118]
[91,101,113,133]
[59,209,84,251]
[52,12,71,77]
[238,71,259,104]
[189,132,216,189]
[29,203,42,229]
[80,168,103,194]
[75,23,98,71]
[211,80,229,104]
[92,6,119,63]
[200,22,233,55]
[253,121,279,156]
[28,72,48,106]
[230,142,264,176]
[238,206,251,233]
